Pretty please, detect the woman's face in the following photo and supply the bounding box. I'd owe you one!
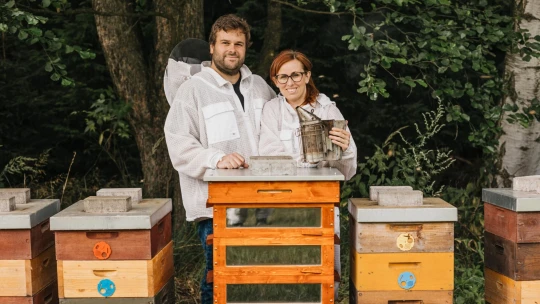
[273,59,311,106]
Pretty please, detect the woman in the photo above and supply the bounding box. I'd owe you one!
[259,50,357,300]
[259,50,357,178]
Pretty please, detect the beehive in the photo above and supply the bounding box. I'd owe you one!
[0,188,60,303]
[348,188,457,303]
[483,176,540,304]
[50,189,174,301]
[204,168,343,304]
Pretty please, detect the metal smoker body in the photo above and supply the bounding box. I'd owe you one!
[296,106,345,163]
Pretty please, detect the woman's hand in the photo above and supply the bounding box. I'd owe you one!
[329,123,350,151]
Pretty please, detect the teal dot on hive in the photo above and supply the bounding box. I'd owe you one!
[397,271,416,290]
[97,278,116,297]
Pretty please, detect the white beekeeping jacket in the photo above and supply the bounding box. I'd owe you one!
[164,63,276,222]
[259,93,357,180]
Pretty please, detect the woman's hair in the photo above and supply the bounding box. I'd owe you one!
[269,50,319,106]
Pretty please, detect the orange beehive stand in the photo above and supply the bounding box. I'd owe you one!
[0,189,60,304]
[205,168,344,304]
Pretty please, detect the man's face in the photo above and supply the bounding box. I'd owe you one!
[210,29,246,76]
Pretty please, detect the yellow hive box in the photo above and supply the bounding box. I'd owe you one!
[0,245,57,296]
[351,252,454,291]
[485,268,540,304]
[58,241,173,298]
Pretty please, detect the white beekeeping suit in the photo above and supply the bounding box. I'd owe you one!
[164,63,276,222]
[259,92,358,299]
[163,38,210,106]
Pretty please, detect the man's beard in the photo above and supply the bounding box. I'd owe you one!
[213,53,244,76]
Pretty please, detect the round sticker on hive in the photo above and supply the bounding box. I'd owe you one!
[398,271,416,290]
[97,279,116,297]
[93,241,112,260]
[396,233,415,251]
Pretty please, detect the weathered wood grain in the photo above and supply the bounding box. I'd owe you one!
[0,280,58,304]
[55,213,171,260]
[485,231,540,281]
[58,241,173,298]
[0,219,54,260]
[0,245,56,296]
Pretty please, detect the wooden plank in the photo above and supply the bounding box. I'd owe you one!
[0,280,58,304]
[213,205,334,238]
[352,290,453,303]
[0,219,54,260]
[214,276,334,304]
[351,218,454,253]
[207,181,340,204]
[517,211,540,243]
[484,268,540,303]
[485,231,540,281]
[55,213,171,260]
[149,241,174,297]
[57,261,64,298]
[59,277,175,304]
[27,245,57,296]
[351,252,454,291]
[485,203,518,243]
[59,241,173,298]
[0,245,56,296]
[214,237,333,276]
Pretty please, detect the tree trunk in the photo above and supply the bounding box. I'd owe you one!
[498,0,540,186]
[92,0,204,228]
[254,0,282,80]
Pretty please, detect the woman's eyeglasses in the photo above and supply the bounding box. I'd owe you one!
[275,72,307,84]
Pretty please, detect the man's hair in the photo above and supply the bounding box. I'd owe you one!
[209,14,251,47]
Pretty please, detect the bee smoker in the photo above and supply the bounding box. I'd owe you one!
[296,106,346,163]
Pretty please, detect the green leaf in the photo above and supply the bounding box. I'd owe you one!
[0,23,8,32]
[50,73,60,81]
[18,30,28,40]
[416,79,428,87]
[6,0,15,8]
[42,0,51,8]
[61,78,72,86]
[44,62,53,72]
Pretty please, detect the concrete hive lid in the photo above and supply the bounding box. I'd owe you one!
[203,167,345,182]
[50,198,172,231]
[482,188,540,212]
[348,197,457,223]
[0,199,60,229]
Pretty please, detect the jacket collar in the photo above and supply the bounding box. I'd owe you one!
[201,61,253,87]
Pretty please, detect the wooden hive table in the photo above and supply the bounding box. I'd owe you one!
[348,195,457,304]
[50,189,175,304]
[204,167,344,304]
[483,187,540,303]
[0,188,60,304]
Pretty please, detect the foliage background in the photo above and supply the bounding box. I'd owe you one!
[2,0,540,303]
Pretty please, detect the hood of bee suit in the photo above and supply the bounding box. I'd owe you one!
[163,38,211,106]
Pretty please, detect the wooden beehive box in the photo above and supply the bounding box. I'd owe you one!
[0,189,60,260]
[0,189,60,301]
[57,277,175,304]
[485,268,540,304]
[205,168,343,304]
[50,191,174,299]
[483,187,540,282]
[57,242,173,298]
[0,280,59,304]
[348,195,457,299]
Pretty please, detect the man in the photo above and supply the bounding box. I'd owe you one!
[164,14,276,304]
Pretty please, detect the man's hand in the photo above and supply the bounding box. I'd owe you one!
[217,152,249,169]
